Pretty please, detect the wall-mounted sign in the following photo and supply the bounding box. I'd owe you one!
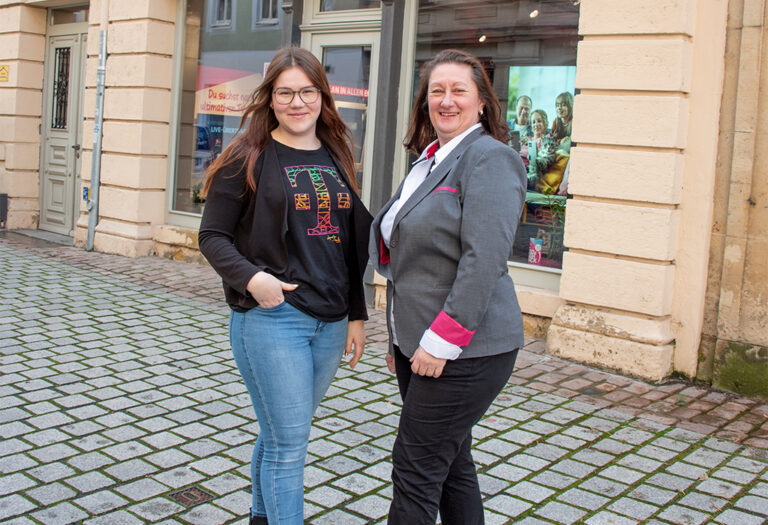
[0,65,9,82]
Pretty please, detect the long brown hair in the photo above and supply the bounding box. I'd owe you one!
[550,91,573,141]
[404,49,509,154]
[202,46,357,196]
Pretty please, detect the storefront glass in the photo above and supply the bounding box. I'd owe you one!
[173,0,282,214]
[321,1,379,11]
[414,0,579,269]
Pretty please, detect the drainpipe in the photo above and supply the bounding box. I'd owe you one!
[86,1,108,251]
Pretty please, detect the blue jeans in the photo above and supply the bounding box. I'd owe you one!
[229,302,347,524]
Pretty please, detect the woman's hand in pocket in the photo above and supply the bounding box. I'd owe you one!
[246,271,298,307]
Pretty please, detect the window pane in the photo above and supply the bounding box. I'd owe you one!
[173,0,281,214]
[322,46,372,190]
[321,0,379,12]
[51,6,89,25]
[414,0,579,270]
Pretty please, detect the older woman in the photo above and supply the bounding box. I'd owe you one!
[370,49,526,524]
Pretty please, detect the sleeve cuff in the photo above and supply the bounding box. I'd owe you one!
[429,309,475,346]
[419,329,462,360]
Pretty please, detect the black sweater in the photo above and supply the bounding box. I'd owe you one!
[198,139,372,320]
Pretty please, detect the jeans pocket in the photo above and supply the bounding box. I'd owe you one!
[254,300,288,312]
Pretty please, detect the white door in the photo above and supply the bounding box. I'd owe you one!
[305,32,381,207]
[39,32,87,236]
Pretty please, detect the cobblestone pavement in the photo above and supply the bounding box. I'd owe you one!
[1,230,767,525]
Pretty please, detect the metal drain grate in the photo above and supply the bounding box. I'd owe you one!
[169,486,214,507]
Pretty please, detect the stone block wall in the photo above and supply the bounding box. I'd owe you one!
[0,2,46,229]
[73,0,175,256]
[547,0,728,381]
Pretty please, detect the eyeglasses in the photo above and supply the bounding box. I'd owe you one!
[273,87,321,105]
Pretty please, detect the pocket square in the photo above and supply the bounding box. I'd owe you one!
[433,186,457,194]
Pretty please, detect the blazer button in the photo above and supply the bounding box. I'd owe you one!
[390,241,397,247]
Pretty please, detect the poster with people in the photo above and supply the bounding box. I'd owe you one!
[507,66,575,269]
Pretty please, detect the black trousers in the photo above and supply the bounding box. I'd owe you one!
[387,346,518,525]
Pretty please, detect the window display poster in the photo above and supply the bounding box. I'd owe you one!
[508,66,575,269]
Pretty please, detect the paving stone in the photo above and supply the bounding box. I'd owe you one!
[734,494,768,516]
[578,477,629,498]
[200,472,250,495]
[115,478,169,501]
[657,504,710,524]
[534,500,587,524]
[151,466,206,489]
[506,480,554,503]
[585,511,638,525]
[628,484,676,506]
[105,459,158,482]
[75,489,130,514]
[30,501,89,524]
[530,470,577,490]
[607,496,659,520]
[345,494,391,520]
[83,509,147,524]
[714,508,767,525]
[485,493,533,517]
[179,503,235,525]
[305,485,352,507]
[697,477,743,498]
[25,482,77,506]
[129,497,185,520]
[66,471,116,493]
[26,461,73,483]
[647,472,696,492]
[557,487,609,510]
[0,473,35,496]
[666,461,708,480]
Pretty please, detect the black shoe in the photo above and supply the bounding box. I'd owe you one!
[249,513,268,525]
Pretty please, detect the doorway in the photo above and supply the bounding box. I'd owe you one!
[302,3,381,207]
[39,6,88,236]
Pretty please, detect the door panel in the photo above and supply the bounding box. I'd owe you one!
[40,33,86,236]
[307,32,380,207]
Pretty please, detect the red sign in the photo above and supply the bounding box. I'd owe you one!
[330,84,368,98]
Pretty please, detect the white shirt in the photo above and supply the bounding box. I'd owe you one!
[380,123,483,360]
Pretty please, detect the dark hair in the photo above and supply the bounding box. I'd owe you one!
[203,46,357,196]
[404,49,509,154]
[550,91,573,142]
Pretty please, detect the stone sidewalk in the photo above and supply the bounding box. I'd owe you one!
[0,230,766,525]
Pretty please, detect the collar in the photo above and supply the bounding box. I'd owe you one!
[412,122,483,166]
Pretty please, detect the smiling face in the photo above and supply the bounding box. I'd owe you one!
[531,111,547,138]
[516,97,531,125]
[270,66,322,144]
[427,63,484,146]
[555,94,572,122]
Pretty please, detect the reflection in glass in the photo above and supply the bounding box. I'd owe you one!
[51,6,89,25]
[173,0,282,214]
[414,0,579,269]
[322,46,371,190]
[321,0,379,12]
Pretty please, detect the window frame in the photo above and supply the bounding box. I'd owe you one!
[208,0,235,30]
[252,0,280,27]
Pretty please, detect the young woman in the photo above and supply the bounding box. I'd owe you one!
[550,91,574,153]
[198,46,372,525]
[370,49,526,524]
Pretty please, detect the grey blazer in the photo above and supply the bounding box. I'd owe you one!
[369,128,527,360]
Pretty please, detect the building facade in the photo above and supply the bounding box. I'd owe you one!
[1,0,766,396]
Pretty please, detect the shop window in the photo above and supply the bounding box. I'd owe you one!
[321,0,379,11]
[210,0,234,28]
[414,0,579,271]
[253,0,279,25]
[172,0,282,214]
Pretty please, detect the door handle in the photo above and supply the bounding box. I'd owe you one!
[72,144,81,159]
